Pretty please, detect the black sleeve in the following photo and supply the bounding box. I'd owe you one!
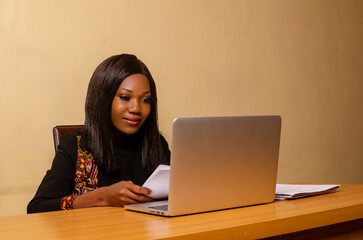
[160,134,171,165]
[27,134,78,214]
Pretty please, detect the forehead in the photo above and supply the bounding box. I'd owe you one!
[118,74,150,92]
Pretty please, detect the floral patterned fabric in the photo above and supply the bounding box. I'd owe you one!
[60,136,98,210]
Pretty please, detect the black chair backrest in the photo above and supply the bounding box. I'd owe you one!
[52,125,84,152]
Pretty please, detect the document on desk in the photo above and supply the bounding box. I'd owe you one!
[142,165,170,199]
[275,184,340,200]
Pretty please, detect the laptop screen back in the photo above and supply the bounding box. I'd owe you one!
[167,116,281,216]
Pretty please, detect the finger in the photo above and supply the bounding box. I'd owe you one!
[121,198,139,206]
[132,194,154,203]
[125,182,152,196]
[120,188,154,204]
[121,195,154,206]
[128,188,154,202]
[138,186,153,196]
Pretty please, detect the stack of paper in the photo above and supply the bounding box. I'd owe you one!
[275,184,340,200]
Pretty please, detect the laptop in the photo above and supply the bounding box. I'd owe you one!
[125,115,281,216]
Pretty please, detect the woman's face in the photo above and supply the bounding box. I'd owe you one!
[111,74,151,135]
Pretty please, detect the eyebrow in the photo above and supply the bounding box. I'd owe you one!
[121,88,151,94]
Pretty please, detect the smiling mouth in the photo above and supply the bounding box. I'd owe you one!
[123,118,141,125]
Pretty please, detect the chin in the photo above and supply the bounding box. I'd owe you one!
[120,128,140,135]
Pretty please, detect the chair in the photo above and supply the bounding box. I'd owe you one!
[53,125,84,152]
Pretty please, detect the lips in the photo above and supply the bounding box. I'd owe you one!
[123,117,141,126]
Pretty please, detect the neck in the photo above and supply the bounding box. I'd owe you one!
[114,128,143,147]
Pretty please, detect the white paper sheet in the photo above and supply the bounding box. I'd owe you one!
[275,184,340,200]
[142,165,170,199]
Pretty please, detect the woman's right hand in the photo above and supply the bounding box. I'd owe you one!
[103,181,154,207]
[72,181,153,209]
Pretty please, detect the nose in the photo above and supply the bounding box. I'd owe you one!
[128,99,141,114]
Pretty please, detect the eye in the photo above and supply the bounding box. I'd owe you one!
[118,95,130,101]
[142,97,152,103]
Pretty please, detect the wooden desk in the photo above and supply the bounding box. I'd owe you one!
[1,184,362,240]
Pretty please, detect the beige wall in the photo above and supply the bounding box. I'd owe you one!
[0,0,362,216]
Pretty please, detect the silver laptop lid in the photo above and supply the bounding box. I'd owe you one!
[168,115,281,216]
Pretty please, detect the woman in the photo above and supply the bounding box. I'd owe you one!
[27,54,170,213]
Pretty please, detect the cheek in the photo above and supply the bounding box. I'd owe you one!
[144,104,151,117]
[111,99,126,121]
[111,105,118,125]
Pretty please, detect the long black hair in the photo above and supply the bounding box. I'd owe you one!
[80,54,168,173]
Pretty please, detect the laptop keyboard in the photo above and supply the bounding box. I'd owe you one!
[149,205,168,211]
